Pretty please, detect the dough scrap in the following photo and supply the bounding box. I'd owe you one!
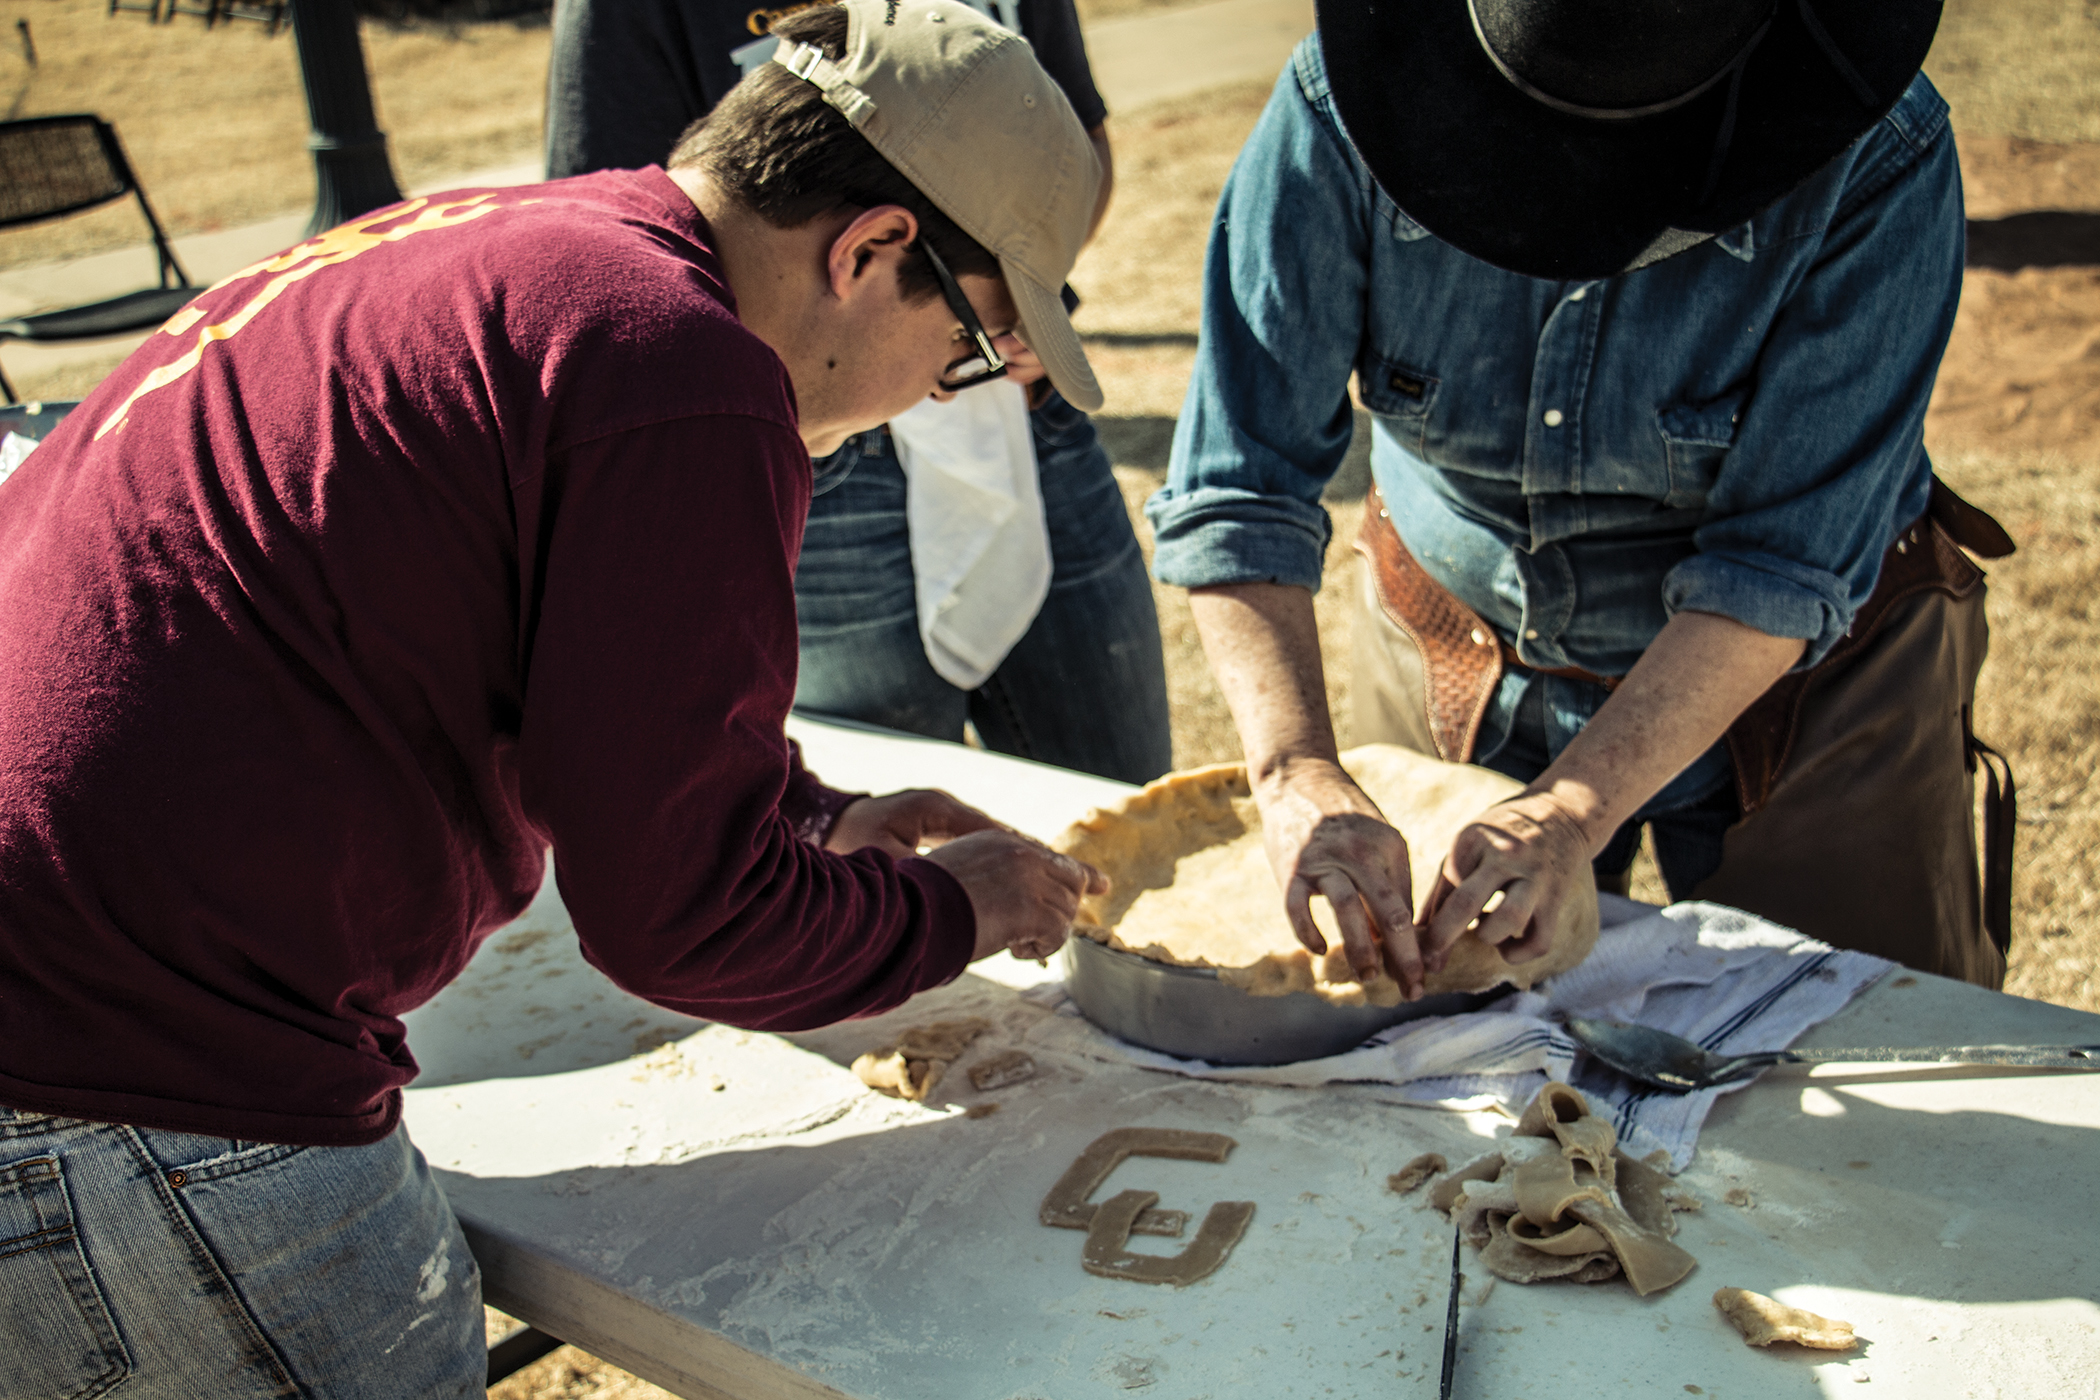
[1081,1190,1256,1286]
[1431,1082,1699,1296]
[968,1049,1039,1091]
[1040,1127,1242,1238]
[1388,1153,1448,1194]
[851,1018,991,1101]
[1712,1288,1859,1350]
[1052,746,1599,1002]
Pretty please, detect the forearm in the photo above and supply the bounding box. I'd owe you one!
[1525,610,1806,852]
[1188,582,1340,785]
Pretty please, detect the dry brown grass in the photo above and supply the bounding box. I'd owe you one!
[0,0,548,268]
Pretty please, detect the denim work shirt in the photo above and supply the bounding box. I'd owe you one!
[1148,38,1965,687]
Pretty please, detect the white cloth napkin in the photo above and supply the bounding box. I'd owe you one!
[886,382,1051,691]
[0,429,37,489]
[1023,896,1893,1170]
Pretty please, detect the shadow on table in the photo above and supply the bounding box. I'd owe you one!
[1966,212,2100,270]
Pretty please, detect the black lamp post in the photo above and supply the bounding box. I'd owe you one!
[289,0,402,236]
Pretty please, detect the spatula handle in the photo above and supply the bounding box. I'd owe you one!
[1783,1044,2100,1069]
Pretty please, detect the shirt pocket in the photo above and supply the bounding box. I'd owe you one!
[1655,384,1752,510]
[0,1154,131,1400]
[1356,354,1440,458]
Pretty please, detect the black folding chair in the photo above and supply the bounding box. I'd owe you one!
[0,115,197,404]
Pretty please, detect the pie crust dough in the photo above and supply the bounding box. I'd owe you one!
[1388,1153,1448,1194]
[851,1018,990,1101]
[1429,1082,1700,1295]
[1052,745,1600,1003]
[1712,1288,1859,1350]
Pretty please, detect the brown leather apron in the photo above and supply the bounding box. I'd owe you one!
[1351,480,2017,982]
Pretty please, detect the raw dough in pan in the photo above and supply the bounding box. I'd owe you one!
[1052,745,1599,1004]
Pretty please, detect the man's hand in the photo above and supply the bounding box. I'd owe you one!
[1419,792,1593,970]
[923,830,1109,963]
[1253,760,1426,996]
[825,789,1000,860]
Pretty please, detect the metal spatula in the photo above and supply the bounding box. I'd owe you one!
[1566,1017,2100,1093]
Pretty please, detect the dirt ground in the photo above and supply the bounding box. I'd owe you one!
[4,3,2098,1395]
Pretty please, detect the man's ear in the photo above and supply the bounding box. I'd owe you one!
[826,204,920,303]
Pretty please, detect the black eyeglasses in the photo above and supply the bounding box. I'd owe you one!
[919,239,1009,393]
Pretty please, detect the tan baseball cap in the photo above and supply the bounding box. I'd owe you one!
[771,0,1104,412]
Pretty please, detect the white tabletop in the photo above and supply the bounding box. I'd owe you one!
[402,718,2100,1399]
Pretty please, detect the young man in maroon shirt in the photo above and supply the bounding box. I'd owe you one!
[0,3,1107,1392]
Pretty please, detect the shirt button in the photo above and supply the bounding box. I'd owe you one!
[1524,628,1540,640]
[1542,409,1564,427]
[1568,287,1587,302]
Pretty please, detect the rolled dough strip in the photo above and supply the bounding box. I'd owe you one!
[1480,1212,1618,1283]
[1510,1143,1614,1225]
[1504,1213,1611,1256]
[1081,1189,1256,1287]
[1040,1127,1238,1237]
[1712,1288,1859,1350]
[1615,1151,1700,1236]
[1566,1197,1698,1296]
[1387,1152,1448,1194]
[1516,1081,1618,1193]
[1429,1152,1505,1214]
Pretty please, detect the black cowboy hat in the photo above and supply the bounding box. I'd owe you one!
[1316,0,1944,280]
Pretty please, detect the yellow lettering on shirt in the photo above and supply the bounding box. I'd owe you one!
[95,195,506,440]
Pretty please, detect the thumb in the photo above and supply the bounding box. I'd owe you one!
[1049,848,1108,896]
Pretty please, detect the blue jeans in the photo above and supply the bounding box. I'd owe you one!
[0,1110,483,1399]
[1475,671,1739,899]
[796,391,1173,785]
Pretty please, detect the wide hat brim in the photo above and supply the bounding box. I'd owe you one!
[1316,0,1942,280]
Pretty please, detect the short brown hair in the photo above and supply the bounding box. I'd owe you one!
[669,5,1000,303]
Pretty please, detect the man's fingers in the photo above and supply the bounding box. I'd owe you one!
[1283,878,1328,956]
[1378,905,1427,1000]
[895,789,1002,845]
[1040,847,1107,896]
[1427,852,1499,954]
[1471,878,1539,950]
[1315,871,1382,982]
[1496,915,1557,965]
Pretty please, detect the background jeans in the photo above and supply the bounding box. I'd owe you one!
[796,391,1174,785]
[0,1110,483,1400]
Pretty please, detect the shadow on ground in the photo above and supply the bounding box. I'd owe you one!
[1966,212,2100,269]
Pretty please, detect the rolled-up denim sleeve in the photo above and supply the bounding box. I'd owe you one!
[1146,42,1372,593]
[1663,108,1963,667]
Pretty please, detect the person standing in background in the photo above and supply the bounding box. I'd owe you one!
[548,0,1175,785]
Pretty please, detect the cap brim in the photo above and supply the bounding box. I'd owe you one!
[1006,260,1102,413]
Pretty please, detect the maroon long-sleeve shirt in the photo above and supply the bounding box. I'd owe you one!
[0,169,975,1146]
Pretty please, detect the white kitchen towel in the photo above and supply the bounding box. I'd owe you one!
[1022,896,1893,1170]
[0,429,37,489]
[887,381,1051,691]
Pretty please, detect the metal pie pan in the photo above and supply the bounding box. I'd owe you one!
[1061,933,1499,1066]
